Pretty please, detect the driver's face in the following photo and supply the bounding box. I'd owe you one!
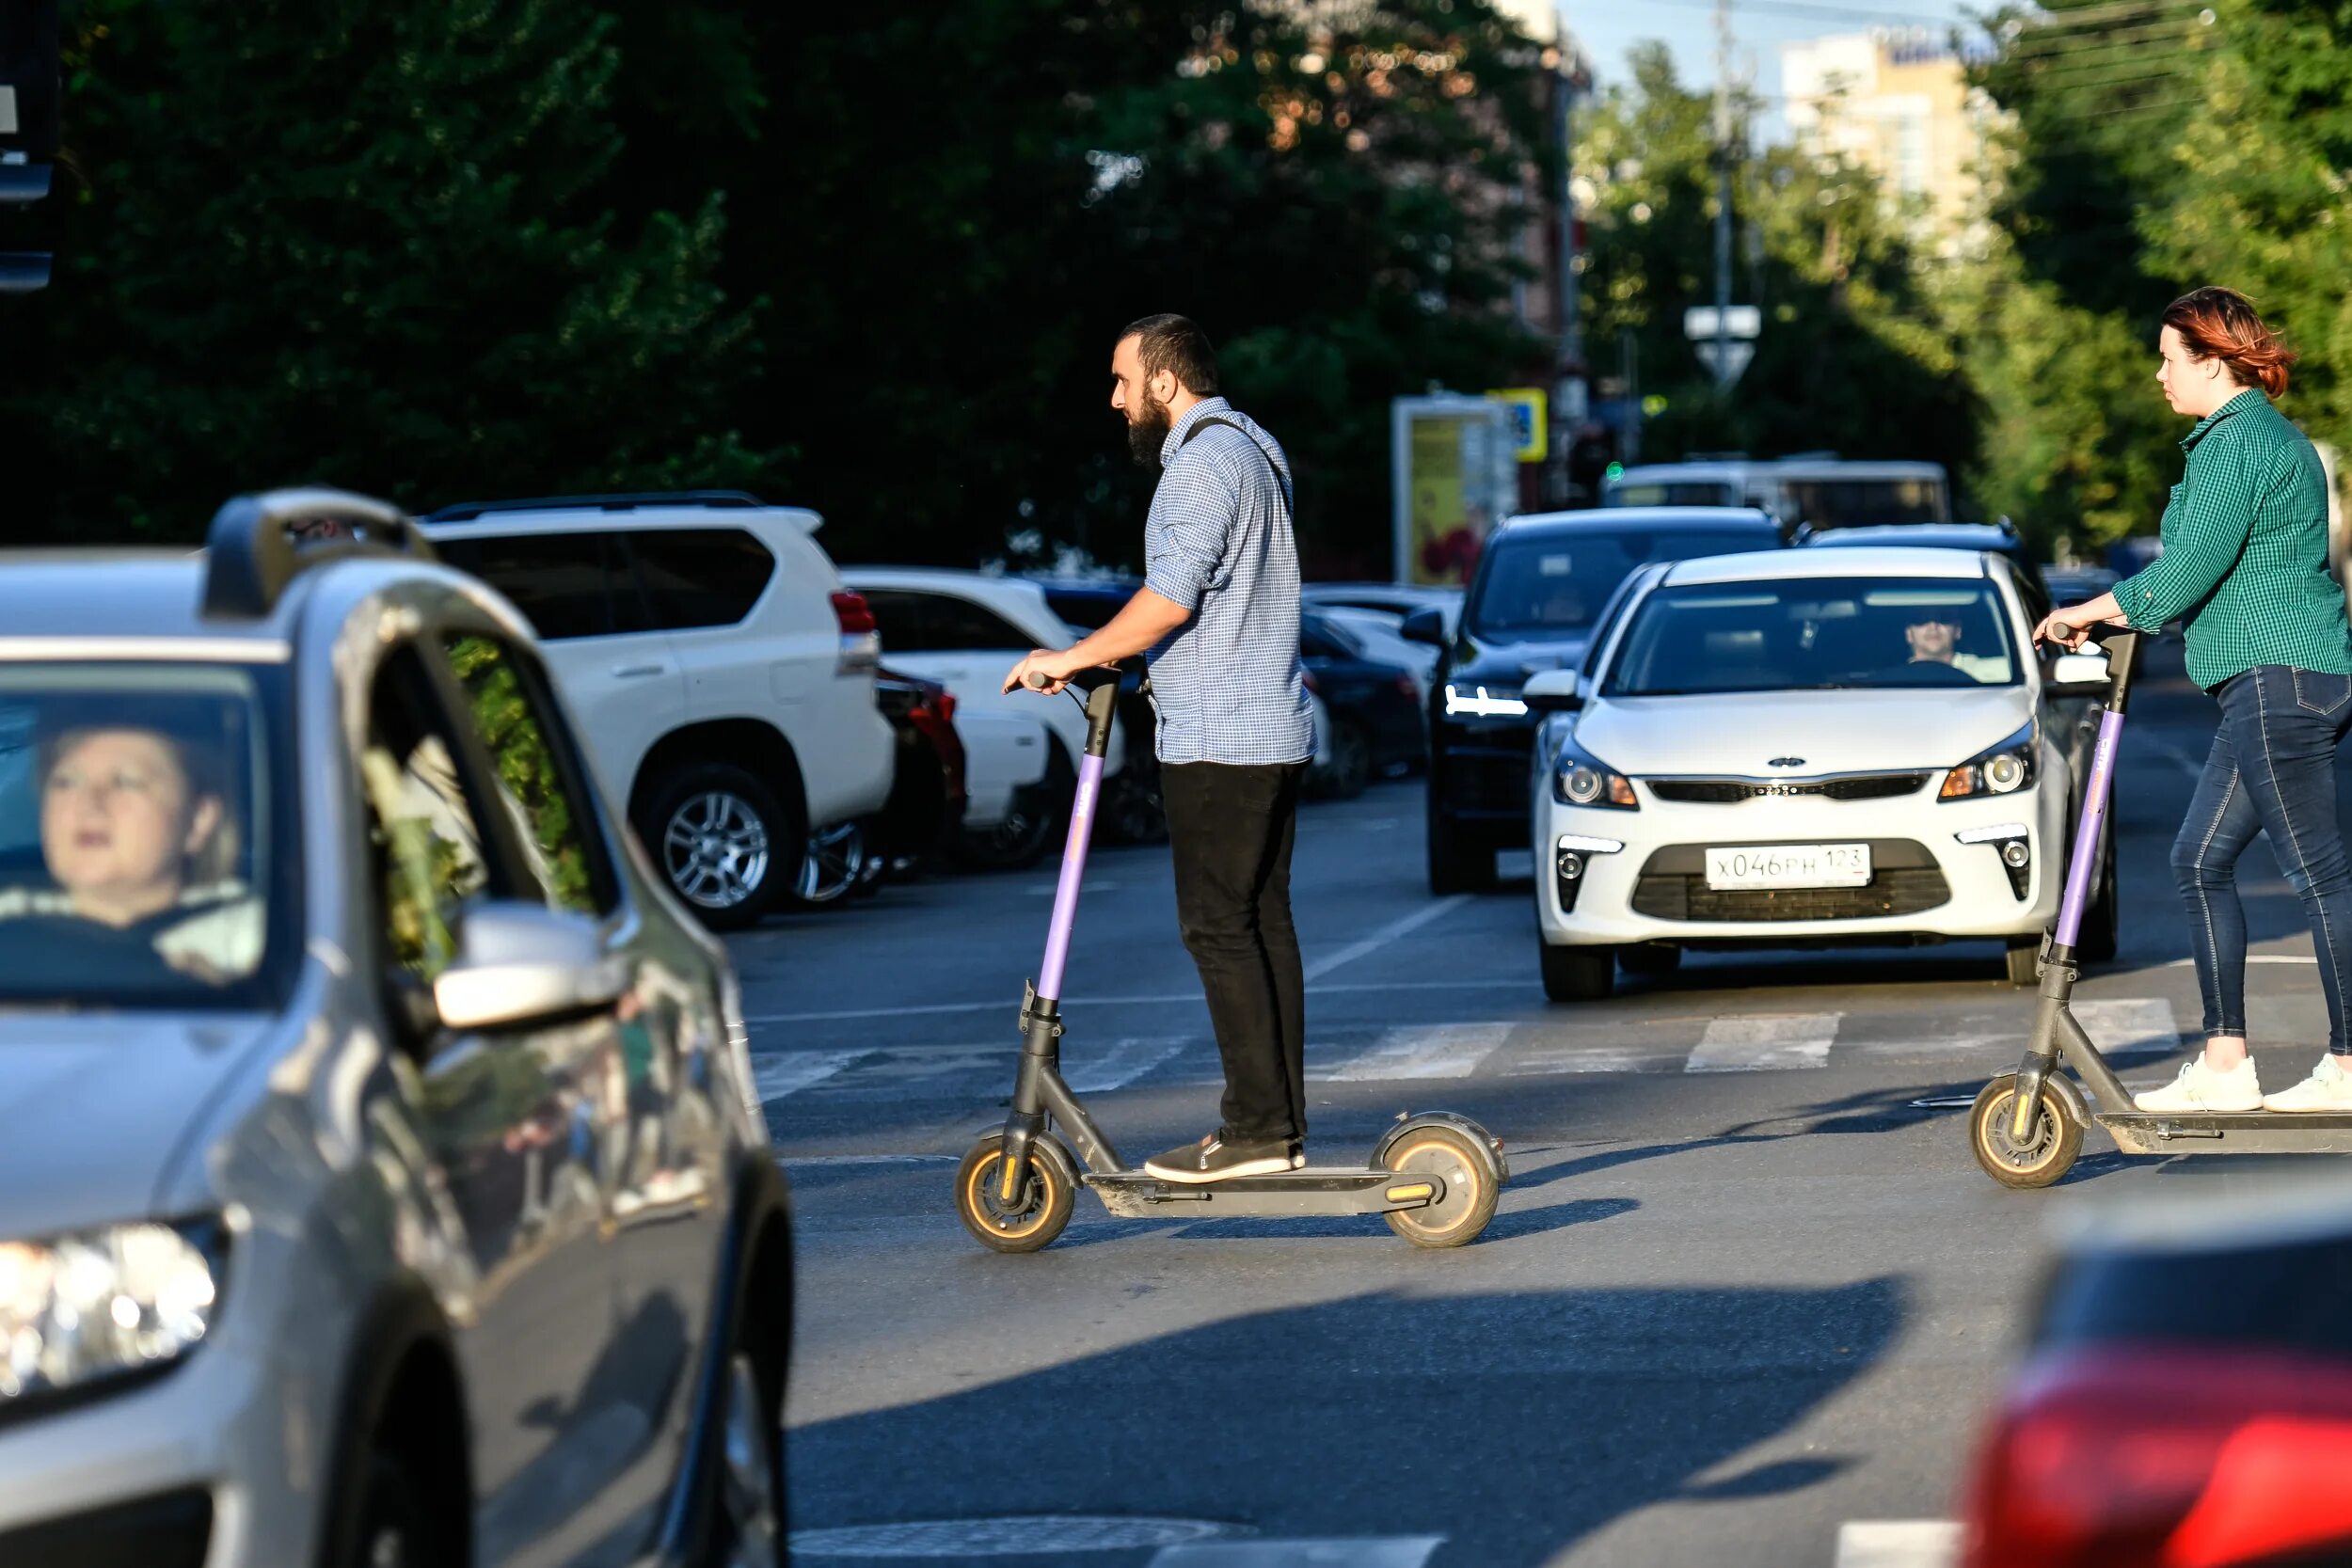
[1906,619,1959,661]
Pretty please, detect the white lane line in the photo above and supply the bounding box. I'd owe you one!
[2169,954,2318,965]
[2074,997,2179,1054]
[753,1050,866,1102]
[1503,1043,1682,1075]
[1065,1036,1191,1092]
[1833,1519,1961,1568]
[775,1153,959,1167]
[1311,1022,1513,1082]
[745,975,1518,1025]
[1303,895,1471,981]
[1685,1013,1841,1073]
[1150,1539,1446,1568]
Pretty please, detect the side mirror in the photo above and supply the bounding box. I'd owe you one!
[1399,606,1447,646]
[2044,648,2110,701]
[433,901,626,1034]
[1523,669,1583,712]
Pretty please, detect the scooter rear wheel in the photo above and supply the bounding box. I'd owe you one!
[1380,1125,1502,1248]
[1969,1072,2085,1189]
[955,1132,1077,1253]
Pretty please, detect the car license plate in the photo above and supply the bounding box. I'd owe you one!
[1705,844,1871,891]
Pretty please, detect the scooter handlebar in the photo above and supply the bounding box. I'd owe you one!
[1026,657,1149,694]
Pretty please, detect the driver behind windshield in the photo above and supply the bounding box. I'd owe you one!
[1904,613,2006,683]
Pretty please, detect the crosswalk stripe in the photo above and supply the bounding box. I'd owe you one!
[754,1050,866,1103]
[1686,1013,1840,1073]
[1504,1043,1682,1075]
[1833,1519,1960,1568]
[1310,1023,1513,1082]
[1149,1538,1446,1568]
[2074,997,2179,1055]
[1065,1037,1192,1092]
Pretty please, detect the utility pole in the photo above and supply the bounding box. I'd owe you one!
[1712,0,1734,401]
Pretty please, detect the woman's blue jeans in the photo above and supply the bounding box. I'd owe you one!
[2170,665,2352,1053]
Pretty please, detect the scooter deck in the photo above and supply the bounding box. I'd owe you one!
[1085,1165,1442,1220]
[2099,1109,2352,1156]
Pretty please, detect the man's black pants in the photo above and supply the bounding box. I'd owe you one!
[1160,760,1309,1146]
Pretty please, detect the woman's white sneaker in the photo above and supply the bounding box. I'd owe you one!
[2135,1056,2264,1113]
[2263,1055,2352,1112]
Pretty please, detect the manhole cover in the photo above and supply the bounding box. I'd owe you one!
[790,1515,1242,1558]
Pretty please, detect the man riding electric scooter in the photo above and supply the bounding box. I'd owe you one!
[1002,313,1317,1184]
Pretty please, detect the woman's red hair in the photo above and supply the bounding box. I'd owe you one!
[2164,286,2296,397]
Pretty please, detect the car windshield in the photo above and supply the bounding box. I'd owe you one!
[1604,578,2020,696]
[1770,478,1948,528]
[1607,482,1740,508]
[1470,530,1770,637]
[0,663,292,1010]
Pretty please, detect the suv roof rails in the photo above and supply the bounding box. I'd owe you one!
[201,487,437,620]
[422,490,766,523]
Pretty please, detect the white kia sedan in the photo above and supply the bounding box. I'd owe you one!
[1526,546,2114,1001]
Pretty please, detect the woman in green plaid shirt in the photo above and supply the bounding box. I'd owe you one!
[2041,287,2352,1114]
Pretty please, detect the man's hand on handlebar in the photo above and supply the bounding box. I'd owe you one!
[2035,600,2130,652]
[1004,649,1075,696]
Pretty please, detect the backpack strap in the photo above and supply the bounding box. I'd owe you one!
[1181,415,1291,507]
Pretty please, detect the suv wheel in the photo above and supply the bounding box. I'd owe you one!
[792,820,869,907]
[644,763,803,931]
[961,743,1073,871]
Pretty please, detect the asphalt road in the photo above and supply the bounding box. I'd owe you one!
[738,642,2351,1568]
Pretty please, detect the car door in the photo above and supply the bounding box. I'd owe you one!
[863,586,1104,771]
[624,524,789,727]
[435,625,731,1551]
[357,638,635,1568]
[427,528,683,813]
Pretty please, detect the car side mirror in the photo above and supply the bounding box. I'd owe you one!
[2045,648,2110,700]
[433,901,626,1034]
[1399,606,1447,646]
[1522,669,1583,712]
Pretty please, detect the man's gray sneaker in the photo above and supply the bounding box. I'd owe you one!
[1144,1131,1296,1183]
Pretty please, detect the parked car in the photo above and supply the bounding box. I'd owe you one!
[1525,544,2113,1000]
[1299,610,1425,797]
[853,667,967,890]
[2040,563,2120,607]
[1024,576,1168,845]
[1301,580,1464,624]
[845,569,1155,862]
[1408,507,1786,894]
[1604,456,1951,531]
[0,489,790,1568]
[420,490,894,929]
[1315,603,1439,704]
[1800,520,2033,572]
[1963,1180,2352,1567]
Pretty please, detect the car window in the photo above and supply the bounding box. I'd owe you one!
[625,529,776,630]
[1607,482,1740,508]
[1604,577,2021,696]
[359,646,503,984]
[439,632,617,918]
[1470,530,1772,637]
[430,531,650,641]
[2010,566,2053,637]
[866,590,1032,653]
[1774,478,1949,528]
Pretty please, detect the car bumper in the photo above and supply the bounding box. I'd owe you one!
[1534,782,2067,946]
[1431,716,1537,837]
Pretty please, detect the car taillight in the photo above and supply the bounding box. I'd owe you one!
[1963,1347,2352,1568]
[831,591,876,635]
[933,689,956,724]
[833,591,880,673]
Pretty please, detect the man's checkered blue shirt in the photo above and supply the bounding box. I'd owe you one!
[1142,397,1317,766]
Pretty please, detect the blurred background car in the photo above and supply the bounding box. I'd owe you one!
[1799,519,2033,573]
[421,491,894,929]
[1025,576,1167,845]
[1603,455,1952,531]
[1300,580,1464,626]
[1962,1180,2352,1568]
[853,666,967,891]
[1299,609,1425,798]
[1410,506,1786,894]
[2040,563,2121,607]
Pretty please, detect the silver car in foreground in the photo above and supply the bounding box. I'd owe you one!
[0,491,790,1567]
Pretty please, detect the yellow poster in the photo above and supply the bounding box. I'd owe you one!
[1408,416,1470,587]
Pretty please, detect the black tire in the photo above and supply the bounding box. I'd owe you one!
[1969,1072,2085,1189]
[1618,944,1681,977]
[699,1238,788,1568]
[641,762,802,932]
[2004,937,2042,987]
[349,1453,425,1568]
[789,819,869,908]
[960,743,1073,871]
[954,1132,1078,1253]
[1540,942,1615,1003]
[1427,798,1496,895]
[1312,719,1372,800]
[1380,1124,1502,1249]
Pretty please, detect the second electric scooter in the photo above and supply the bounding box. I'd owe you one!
[1971,624,2352,1186]
[954,661,1508,1250]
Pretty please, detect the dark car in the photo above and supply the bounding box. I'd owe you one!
[868,666,967,878]
[1962,1182,2352,1567]
[1300,610,1425,798]
[2041,563,2120,607]
[1025,577,1167,843]
[1406,506,1784,893]
[1799,521,2032,572]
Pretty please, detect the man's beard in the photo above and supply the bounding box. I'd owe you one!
[1127,399,1172,468]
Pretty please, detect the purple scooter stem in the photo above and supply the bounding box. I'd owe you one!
[1036,752,1106,1001]
[2054,707,2122,948]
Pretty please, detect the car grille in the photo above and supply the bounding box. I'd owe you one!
[1645,773,1930,804]
[1629,839,1950,923]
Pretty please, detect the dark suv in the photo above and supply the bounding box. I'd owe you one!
[1407,507,1783,893]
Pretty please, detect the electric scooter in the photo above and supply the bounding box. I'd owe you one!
[953,660,1508,1251]
[1971,624,2352,1186]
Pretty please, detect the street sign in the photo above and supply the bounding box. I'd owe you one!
[1694,340,1755,387]
[1683,305,1760,341]
[1486,388,1549,463]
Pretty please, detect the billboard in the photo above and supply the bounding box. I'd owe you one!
[1391,395,1518,587]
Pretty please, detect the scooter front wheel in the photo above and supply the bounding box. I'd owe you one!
[1380,1124,1502,1248]
[955,1132,1077,1253]
[1969,1072,2085,1189]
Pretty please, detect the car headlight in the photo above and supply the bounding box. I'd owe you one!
[1941,722,2036,800]
[1443,681,1528,719]
[0,1220,222,1407]
[1552,736,1639,810]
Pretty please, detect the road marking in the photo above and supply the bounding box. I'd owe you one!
[1503,1043,1681,1075]
[1833,1519,1961,1568]
[1303,895,1470,981]
[1685,1013,1841,1072]
[1150,1539,1446,1568]
[754,1050,866,1102]
[2169,954,2317,965]
[1311,1022,1512,1082]
[2074,997,2179,1055]
[747,976,1510,1025]
[775,1153,960,1167]
[1065,1036,1191,1092]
